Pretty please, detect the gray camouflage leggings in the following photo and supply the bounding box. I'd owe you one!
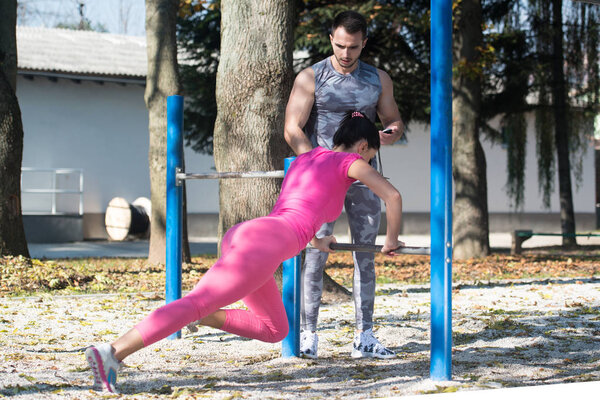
[301,183,381,332]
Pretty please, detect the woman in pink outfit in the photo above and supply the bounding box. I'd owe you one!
[85,110,403,393]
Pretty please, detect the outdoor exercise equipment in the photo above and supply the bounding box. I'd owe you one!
[166,88,451,380]
[330,243,430,254]
[166,95,292,340]
[304,242,431,255]
[430,0,453,381]
[166,0,453,378]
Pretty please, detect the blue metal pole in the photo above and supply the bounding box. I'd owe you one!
[430,0,453,380]
[166,95,184,340]
[281,156,301,358]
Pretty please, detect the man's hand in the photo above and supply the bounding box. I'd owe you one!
[379,125,404,146]
[310,235,337,253]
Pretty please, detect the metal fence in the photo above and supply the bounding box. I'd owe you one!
[21,168,84,215]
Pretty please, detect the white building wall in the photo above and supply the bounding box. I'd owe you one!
[482,114,594,213]
[18,76,150,213]
[380,117,595,214]
[17,75,221,215]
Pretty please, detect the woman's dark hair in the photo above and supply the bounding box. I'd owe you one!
[332,10,368,39]
[333,111,380,150]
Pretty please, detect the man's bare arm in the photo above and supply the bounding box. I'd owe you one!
[284,68,315,155]
[377,69,405,146]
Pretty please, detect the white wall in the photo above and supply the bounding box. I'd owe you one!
[482,114,594,213]
[17,75,595,217]
[379,117,595,214]
[17,75,219,214]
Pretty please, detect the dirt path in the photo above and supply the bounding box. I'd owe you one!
[2,277,600,399]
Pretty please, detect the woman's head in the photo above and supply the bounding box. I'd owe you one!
[333,111,380,151]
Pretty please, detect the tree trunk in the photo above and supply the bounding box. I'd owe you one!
[213,0,294,242]
[551,0,577,247]
[144,0,185,264]
[452,0,490,259]
[0,1,29,257]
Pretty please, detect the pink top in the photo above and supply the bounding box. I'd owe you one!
[270,147,362,246]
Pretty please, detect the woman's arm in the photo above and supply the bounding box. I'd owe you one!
[310,235,337,253]
[347,159,403,255]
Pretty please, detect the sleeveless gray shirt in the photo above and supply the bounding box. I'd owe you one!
[305,57,382,150]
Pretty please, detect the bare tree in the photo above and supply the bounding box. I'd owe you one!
[550,0,576,247]
[213,0,294,242]
[144,0,183,264]
[452,0,490,259]
[0,0,29,257]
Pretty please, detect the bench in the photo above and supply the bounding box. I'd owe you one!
[511,230,600,254]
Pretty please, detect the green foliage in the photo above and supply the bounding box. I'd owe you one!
[535,103,556,208]
[502,113,527,209]
[479,13,533,210]
[526,0,599,209]
[480,0,599,210]
[177,1,220,154]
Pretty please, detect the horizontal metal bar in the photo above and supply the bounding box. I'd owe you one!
[516,232,600,238]
[325,243,431,255]
[178,170,285,181]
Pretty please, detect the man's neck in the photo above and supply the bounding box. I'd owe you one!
[330,55,359,75]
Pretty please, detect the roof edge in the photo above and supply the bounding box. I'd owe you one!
[18,70,146,85]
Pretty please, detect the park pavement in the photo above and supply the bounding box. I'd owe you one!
[26,234,449,259]
[27,232,600,259]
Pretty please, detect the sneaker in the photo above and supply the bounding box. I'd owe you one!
[85,343,120,393]
[300,330,318,359]
[351,329,395,359]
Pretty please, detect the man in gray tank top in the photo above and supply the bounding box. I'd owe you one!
[284,10,405,359]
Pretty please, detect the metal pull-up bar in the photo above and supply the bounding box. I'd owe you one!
[303,242,431,255]
[176,170,285,184]
[167,20,454,373]
[329,243,431,255]
[431,0,453,381]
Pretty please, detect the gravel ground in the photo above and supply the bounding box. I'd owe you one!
[2,277,600,399]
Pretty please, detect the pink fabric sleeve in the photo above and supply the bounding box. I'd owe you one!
[340,153,362,182]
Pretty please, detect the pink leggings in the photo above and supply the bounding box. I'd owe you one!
[134,216,301,346]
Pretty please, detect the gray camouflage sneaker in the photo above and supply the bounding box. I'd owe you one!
[351,328,395,359]
[300,330,318,359]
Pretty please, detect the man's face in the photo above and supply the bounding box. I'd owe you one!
[329,27,367,71]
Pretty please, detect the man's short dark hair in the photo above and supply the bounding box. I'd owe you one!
[332,10,367,39]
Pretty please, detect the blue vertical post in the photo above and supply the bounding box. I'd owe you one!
[166,95,184,340]
[430,0,453,380]
[281,156,301,357]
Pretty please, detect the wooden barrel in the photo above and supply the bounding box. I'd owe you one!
[105,197,151,241]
